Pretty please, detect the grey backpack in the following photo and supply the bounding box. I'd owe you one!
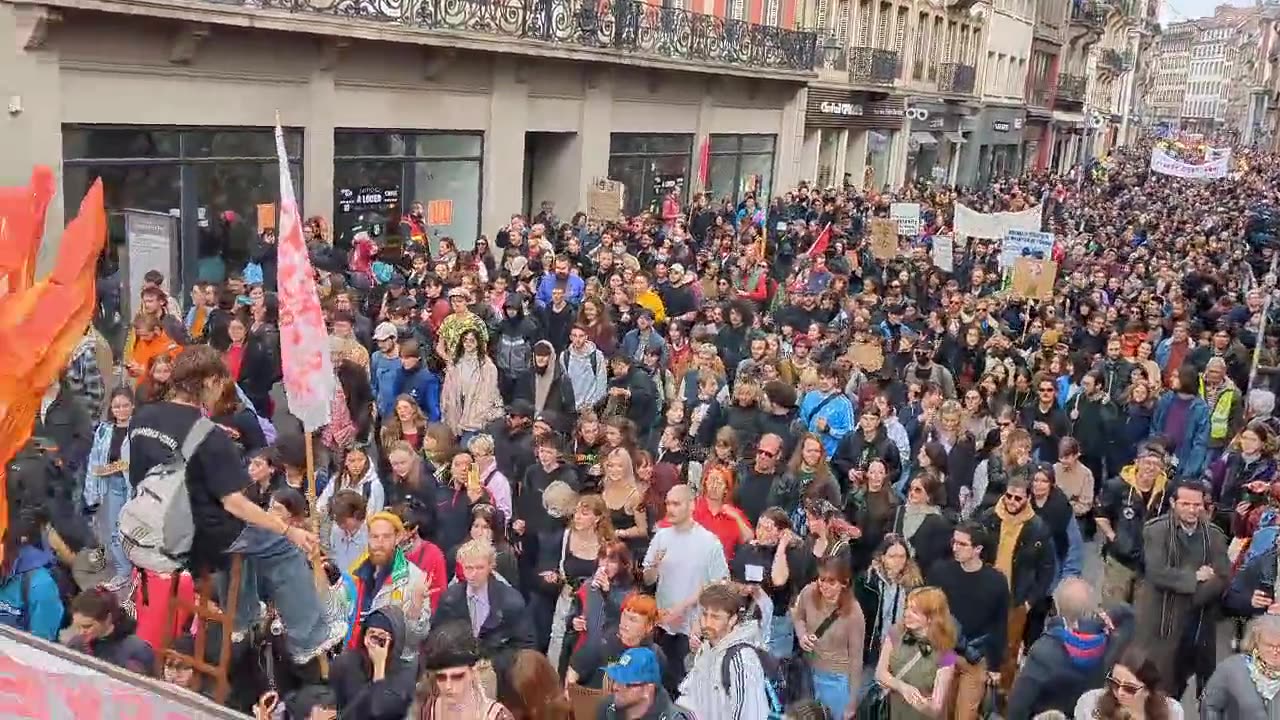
[117,418,212,573]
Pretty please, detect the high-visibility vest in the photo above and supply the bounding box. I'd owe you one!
[1199,377,1236,441]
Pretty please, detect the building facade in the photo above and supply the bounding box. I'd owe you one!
[1148,21,1195,128]
[1,0,818,281]
[799,0,983,190]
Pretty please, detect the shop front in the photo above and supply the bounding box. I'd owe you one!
[607,134,694,215]
[904,102,971,184]
[961,106,1027,186]
[333,130,483,252]
[802,89,905,190]
[1023,118,1049,172]
[706,134,777,204]
[62,124,305,297]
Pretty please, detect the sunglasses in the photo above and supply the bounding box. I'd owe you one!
[756,448,779,458]
[1038,387,1056,393]
[1106,674,1145,695]
[1004,492,1028,502]
[435,670,469,683]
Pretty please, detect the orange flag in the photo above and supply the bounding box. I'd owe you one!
[0,167,107,544]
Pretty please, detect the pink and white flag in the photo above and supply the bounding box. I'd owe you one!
[274,118,334,432]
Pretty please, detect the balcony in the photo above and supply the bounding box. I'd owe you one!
[1098,48,1133,75]
[849,46,901,85]
[1027,79,1053,108]
[937,62,977,95]
[1056,73,1087,104]
[1070,0,1107,26]
[205,0,819,72]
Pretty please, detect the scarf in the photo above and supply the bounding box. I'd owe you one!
[1204,379,1230,412]
[901,504,939,541]
[534,363,554,413]
[1248,650,1280,700]
[993,500,1036,589]
[1047,624,1107,670]
[875,568,906,646]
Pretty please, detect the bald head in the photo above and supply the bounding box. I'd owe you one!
[1052,577,1097,625]
[666,485,693,525]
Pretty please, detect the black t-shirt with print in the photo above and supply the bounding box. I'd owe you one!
[127,402,248,570]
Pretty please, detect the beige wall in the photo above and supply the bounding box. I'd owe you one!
[0,6,805,251]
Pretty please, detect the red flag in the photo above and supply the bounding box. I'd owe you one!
[274,117,335,432]
[807,222,832,259]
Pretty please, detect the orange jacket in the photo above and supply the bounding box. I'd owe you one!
[129,332,179,377]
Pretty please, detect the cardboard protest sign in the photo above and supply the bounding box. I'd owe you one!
[846,341,885,372]
[426,199,453,226]
[587,179,624,221]
[869,218,899,260]
[1011,258,1057,301]
[256,203,276,233]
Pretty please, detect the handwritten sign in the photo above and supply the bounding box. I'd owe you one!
[1001,228,1055,268]
[869,218,899,261]
[426,199,453,226]
[932,234,955,272]
[846,341,885,372]
[890,203,921,237]
[1011,258,1057,301]
[587,179,624,222]
[256,203,276,234]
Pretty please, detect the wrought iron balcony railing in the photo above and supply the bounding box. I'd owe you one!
[1099,48,1133,72]
[937,62,976,94]
[1070,0,1107,26]
[849,46,900,85]
[211,0,819,71]
[1055,73,1087,102]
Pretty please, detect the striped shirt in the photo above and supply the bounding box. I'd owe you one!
[677,622,773,720]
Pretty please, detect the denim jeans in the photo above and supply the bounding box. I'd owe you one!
[768,615,795,659]
[813,667,851,718]
[98,475,132,579]
[219,525,327,657]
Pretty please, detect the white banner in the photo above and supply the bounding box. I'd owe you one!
[1149,147,1231,179]
[953,203,1043,240]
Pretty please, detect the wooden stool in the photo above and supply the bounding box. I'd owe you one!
[157,554,244,703]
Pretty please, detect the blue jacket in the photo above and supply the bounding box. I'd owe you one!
[371,351,402,419]
[1150,392,1211,478]
[619,328,667,367]
[535,272,584,308]
[0,545,65,641]
[83,421,129,510]
[1154,337,1195,371]
[798,390,855,458]
[395,366,441,422]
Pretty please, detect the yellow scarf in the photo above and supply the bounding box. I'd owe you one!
[993,500,1035,590]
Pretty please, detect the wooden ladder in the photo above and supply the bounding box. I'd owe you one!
[157,554,244,703]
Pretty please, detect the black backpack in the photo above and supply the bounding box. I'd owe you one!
[719,643,785,718]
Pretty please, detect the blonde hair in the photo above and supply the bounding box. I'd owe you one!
[467,433,496,457]
[456,538,497,564]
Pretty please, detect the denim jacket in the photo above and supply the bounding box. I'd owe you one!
[83,421,129,510]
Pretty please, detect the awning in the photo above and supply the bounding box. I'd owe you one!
[910,131,938,146]
[944,132,967,144]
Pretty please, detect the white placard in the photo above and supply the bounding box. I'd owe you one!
[890,202,921,237]
[932,234,955,272]
[125,210,176,319]
[1001,228,1055,269]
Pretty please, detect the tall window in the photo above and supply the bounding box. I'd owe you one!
[766,0,781,26]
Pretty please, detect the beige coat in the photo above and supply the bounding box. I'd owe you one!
[440,357,504,435]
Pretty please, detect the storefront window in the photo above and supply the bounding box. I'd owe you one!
[705,134,775,204]
[334,131,483,253]
[607,133,692,215]
[63,125,303,302]
[817,129,841,188]
[866,131,893,191]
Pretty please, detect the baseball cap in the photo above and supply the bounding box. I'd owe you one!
[373,322,398,341]
[604,647,662,686]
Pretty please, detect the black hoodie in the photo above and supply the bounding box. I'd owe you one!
[513,340,576,417]
[329,606,417,719]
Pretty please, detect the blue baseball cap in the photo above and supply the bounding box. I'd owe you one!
[604,647,662,686]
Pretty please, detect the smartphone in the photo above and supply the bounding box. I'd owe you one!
[1261,580,1276,598]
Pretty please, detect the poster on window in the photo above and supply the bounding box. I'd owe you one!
[337,185,400,215]
[124,210,176,320]
[651,174,686,208]
[890,203,921,237]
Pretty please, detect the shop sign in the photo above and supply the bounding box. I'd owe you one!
[337,185,400,214]
[820,101,863,116]
[992,120,1012,132]
[928,117,945,130]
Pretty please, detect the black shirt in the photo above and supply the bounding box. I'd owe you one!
[925,559,1009,668]
[569,635,667,689]
[128,402,249,570]
[730,542,792,616]
[108,424,127,463]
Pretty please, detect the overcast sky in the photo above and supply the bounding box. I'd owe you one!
[1159,0,1256,23]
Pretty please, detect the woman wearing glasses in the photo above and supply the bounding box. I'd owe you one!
[792,555,866,720]
[855,536,922,693]
[888,473,953,572]
[1201,615,1280,719]
[416,620,514,720]
[1073,648,1183,719]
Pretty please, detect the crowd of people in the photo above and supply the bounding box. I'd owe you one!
[9,138,1280,720]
